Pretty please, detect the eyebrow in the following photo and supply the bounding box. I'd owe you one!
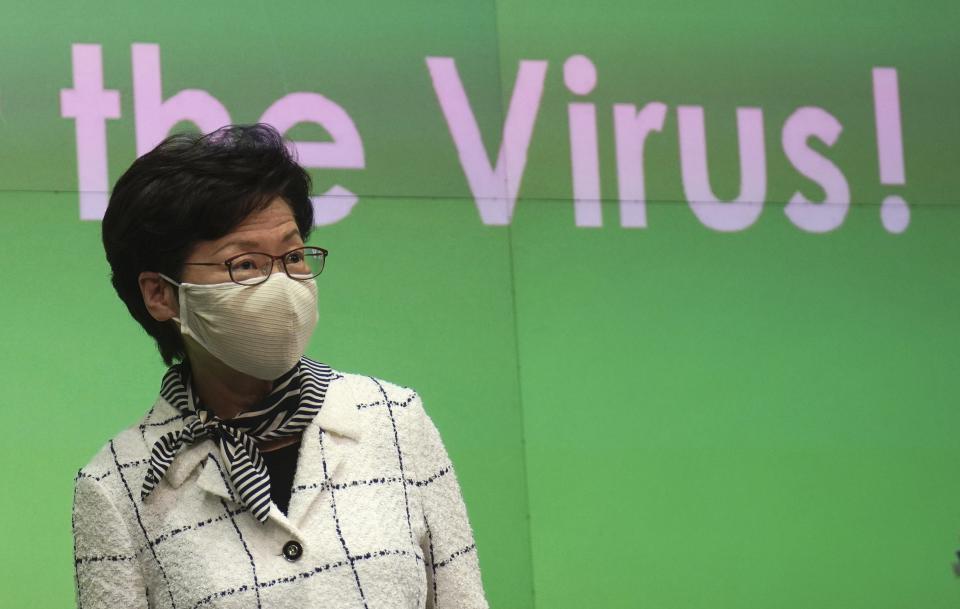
[214,227,302,255]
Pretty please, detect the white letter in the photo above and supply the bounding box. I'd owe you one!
[613,102,667,228]
[60,44,121,220]
[132,43,231,156]
[564,55,601,227]
[677,106,766,232]
[260,93,365,226]
[426,56,547,225]
[782,107,849,233]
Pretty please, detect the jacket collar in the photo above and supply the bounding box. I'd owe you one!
[140,369,362,533]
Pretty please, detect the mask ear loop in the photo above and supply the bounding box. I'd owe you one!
[158,273,187,331]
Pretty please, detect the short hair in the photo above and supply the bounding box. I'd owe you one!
[102,123,314,366]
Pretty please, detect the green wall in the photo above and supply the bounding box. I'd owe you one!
[1,1,958,607]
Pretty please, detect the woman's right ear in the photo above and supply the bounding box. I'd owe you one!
[138,272,179,322]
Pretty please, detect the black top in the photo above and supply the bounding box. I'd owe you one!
[260,440,301,515]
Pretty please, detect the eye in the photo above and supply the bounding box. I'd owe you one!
[231,257,260,271]
[284,251,304,264]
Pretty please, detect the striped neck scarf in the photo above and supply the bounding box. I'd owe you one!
[141,356,334,522]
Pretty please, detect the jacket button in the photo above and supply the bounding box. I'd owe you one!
[282,540,303,561]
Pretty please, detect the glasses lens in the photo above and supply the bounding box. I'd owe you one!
[228,253,273,285]
[283,247,326,279]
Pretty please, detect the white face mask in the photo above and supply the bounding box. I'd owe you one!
[159,271,319,380]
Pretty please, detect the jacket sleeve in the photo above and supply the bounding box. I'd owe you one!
[409,393,489,609]
[73,473,149,609]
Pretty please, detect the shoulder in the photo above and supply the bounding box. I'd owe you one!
[332,367,422,411]
[328,367,451,473]
[74,396,179,496]
[326,366,438,442]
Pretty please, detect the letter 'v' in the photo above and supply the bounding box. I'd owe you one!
[426,57,548,225]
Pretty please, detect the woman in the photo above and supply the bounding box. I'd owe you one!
[72,124,488,609]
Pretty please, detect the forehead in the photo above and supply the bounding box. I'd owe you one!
[193,198,302,258]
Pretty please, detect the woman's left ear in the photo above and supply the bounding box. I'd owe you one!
[138,271,179,322]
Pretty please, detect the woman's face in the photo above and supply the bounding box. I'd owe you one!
[181,197,305,285]
[138,197,305,323]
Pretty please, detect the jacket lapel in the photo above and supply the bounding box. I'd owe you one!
[140,399,236,502]
[285,375,363,527]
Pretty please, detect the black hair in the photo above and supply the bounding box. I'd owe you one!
[102,123,314,366]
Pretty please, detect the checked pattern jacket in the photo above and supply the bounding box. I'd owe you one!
[72,369,489,609]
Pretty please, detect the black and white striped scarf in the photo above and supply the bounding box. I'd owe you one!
[141,356,334,522]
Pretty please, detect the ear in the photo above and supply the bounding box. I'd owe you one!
[138,272,180,322]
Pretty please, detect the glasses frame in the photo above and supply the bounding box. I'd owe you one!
[181,246,329,286]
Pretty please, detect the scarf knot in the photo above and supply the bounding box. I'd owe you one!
[141,357,334,523]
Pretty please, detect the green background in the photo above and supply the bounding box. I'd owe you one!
[1,1,958,607]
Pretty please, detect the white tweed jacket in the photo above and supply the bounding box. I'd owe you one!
[72,369,489,609]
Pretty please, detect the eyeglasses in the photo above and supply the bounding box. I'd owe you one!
[181,246,328,286]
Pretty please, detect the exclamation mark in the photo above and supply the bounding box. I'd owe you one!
[872,67,909,234]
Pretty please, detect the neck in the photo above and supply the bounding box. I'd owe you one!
[185,347,273,420]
